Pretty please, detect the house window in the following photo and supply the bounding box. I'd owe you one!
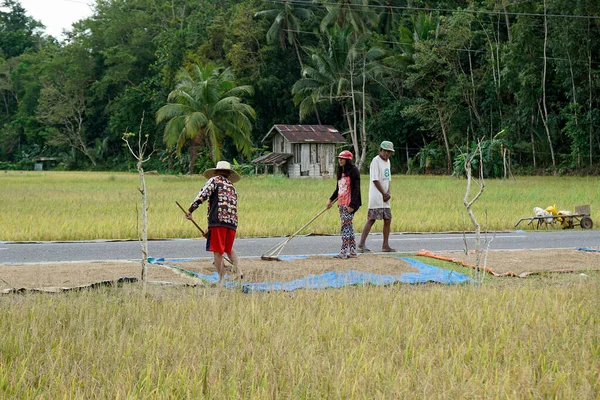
[294,144,301,163]
[280,137,284,152]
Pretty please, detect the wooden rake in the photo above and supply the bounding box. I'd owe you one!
[175,201,242,279]
[261,200,336,261]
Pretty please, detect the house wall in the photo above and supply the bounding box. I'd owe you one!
[322,144,336,177]
[286,142,337,178]
[273,135,284,153]
[273,134,292,153]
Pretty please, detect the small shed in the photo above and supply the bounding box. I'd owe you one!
[252,125,345,178]
[34,157,58,171]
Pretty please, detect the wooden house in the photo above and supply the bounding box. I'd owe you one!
[252,125,346,178]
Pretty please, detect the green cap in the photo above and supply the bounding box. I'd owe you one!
[380,140,395,152]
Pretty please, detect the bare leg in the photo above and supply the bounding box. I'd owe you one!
[358,219,375,250]
[213,252,225,282]
[381,219,396,251]
[227,248,243,280]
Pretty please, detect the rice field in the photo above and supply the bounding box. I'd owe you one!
[0,279,598,398]
[1,171,599,398]
[1,171,598,241]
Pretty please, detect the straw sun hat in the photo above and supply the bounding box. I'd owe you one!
[202,161,241,183]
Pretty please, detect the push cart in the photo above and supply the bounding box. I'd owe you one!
[514,204,593,229]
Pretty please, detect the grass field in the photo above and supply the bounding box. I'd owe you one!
[1,277,598,398]
[1,171,599,398]
[1,171,598,241]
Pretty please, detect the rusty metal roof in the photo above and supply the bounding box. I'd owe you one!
[261,125,345,144]
[251,152,293,166]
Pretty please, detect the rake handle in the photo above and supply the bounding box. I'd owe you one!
[175,201,235,267]
[176,201,206,237]
[263,200,336,258]
[288,206,330,239]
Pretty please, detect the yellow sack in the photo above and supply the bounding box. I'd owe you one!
[558,210,573,228]
[545,204,558,215]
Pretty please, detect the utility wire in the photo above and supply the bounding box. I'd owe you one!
[263,0,600,35]
[265,0,600,19]
[279,28,600,64]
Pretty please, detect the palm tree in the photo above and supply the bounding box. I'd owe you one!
[374,0,403,36]
[393,12,439,66]
[292,26,385,168]
[319,0,378,34]
[255,2,314,69]
[156,62,255,174]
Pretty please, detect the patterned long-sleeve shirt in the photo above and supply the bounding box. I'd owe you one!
[188,175,238,231]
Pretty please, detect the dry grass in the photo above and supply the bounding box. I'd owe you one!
[0,255,416,290]
[1,171,597,241]
[2,172,599,398]
[0,277,598,398]
[432,249,600,275]
[173,254,418,283]
[0,261,200,292]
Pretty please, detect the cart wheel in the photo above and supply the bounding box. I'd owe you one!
[580,216,593,229]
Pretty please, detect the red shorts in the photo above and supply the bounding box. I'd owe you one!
[206,226,236,254]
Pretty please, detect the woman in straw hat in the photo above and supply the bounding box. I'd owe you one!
[326,150,361,259]
[186,161,242,282]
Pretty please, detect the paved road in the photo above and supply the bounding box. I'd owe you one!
[1,230,598,264]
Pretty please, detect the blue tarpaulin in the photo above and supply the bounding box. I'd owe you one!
[149,256,471,292]
[578,247,600,253]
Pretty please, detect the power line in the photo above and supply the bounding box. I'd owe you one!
[280,28,600,64]
[266,0,600,20]
[263,0,600,37]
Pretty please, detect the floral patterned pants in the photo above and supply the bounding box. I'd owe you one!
[338,205,356,257]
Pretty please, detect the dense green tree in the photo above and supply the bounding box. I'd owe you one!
[36,44,97,165]
[292,26,385,168]
[319,0,378,34]
[255,1,314,69]
[1,0,599,174]
[402,13,474,173]
[0,0,43,58]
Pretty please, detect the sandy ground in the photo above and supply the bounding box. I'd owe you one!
[0,261,200,292]
[0,254,416,291]
[2,249,599,292]
[426,249,600,276]
[170,254,418,283]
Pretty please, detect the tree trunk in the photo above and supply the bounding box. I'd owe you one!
[463,142,485,286]
[502,0,511,41]
[530,115,537,169]
[541,0,556,171]
[138,159,148,294]
[293,36,304,71]
[188,135,201,175]
[436,104,452,173]
[122,113,152,296]
[359,55,368,171]
[349,60,359,160]
[588,23,594,167]
[1,93,8,115]
[343,104,357,156]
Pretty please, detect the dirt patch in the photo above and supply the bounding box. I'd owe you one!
[170,254,418,283]
[0,261,200,291]
[0,255,417,290]
[5,249,595,290]
[426,249,600,276]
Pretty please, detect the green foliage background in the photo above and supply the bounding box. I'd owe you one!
[1,0,600,174]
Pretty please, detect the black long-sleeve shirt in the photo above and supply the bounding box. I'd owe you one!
[188,175,238,230]
[329,165,361,213]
